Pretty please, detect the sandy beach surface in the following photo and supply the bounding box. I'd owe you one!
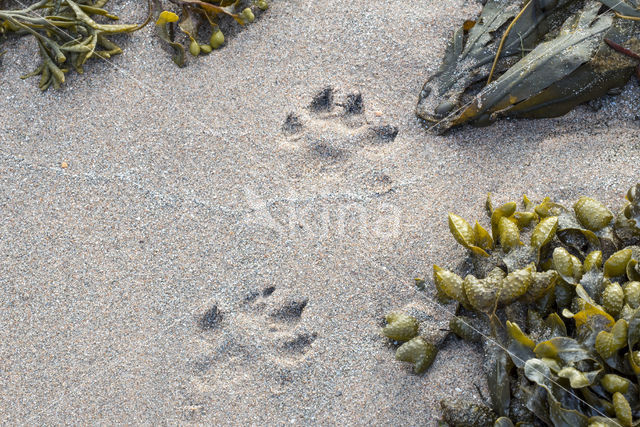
[1,0,639,424]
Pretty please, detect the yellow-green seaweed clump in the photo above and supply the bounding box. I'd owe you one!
[384,183,640,425]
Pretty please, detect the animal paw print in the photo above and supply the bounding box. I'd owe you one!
[184,287,317,420]
[196,287,315,364]
[245,287,316,358]
[279,87,398,165]
[183,287,316,419]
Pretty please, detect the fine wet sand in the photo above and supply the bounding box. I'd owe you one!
[1,0,639,424]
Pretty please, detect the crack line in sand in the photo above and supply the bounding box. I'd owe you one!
[0,150,238,218]
[0,149,422,218]
[261,177,422,207]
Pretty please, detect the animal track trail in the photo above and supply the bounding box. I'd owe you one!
[279,87,399,168]
[183,287,316,420]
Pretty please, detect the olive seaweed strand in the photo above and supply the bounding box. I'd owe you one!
[400,295,613,421]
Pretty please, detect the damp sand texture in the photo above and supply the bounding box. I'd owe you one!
[1,0,639,424]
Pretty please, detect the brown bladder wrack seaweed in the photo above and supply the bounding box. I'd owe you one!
[0,0,269,89]
[155,0,269,67]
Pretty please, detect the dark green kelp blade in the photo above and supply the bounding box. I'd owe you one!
[416,0,577,127]
[417,0,640,133]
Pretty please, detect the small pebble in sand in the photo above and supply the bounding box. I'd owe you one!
[61,161,68,169]
[375,111,383,117]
